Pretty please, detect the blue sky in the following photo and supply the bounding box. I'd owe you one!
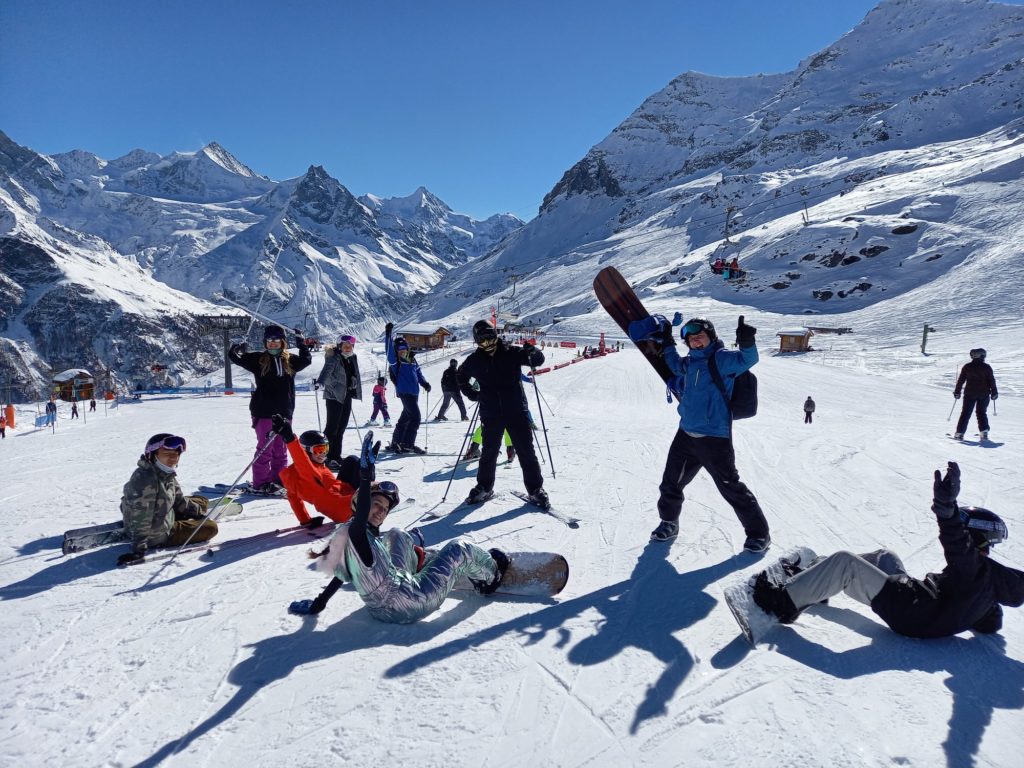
[2,0,1004,221]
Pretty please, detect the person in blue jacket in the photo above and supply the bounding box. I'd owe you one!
[383,323,431,454]
[632,315,771,552]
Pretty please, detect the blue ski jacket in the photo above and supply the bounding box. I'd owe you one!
[387,341,430,397]
[664,340,758,438]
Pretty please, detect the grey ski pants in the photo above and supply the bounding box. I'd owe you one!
[786,549,907,611]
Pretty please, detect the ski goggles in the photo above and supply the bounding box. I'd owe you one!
[682,321,709,337]
[146,435,187,454]
[369,480,400,511]
[308,443,329,456]
[338,335,357,346]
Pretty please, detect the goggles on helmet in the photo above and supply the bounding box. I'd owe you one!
[370,480,400,511]
[308,442,329,456]
[146,435,187,454]
[682,321,708,337]
[338,334,357,346]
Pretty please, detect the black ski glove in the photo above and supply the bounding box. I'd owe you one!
[953,392,961,400]
[303,516,325,530]
[931,461,960,519]
[229,342,248,356]
[117,551,145,567]
[422,382,432,393]
[659,320,676,348]
[992,392,998,400]
[289,599,321,616]
[385,322,394,335]
[736,316,757,348]
[271,414,295,442]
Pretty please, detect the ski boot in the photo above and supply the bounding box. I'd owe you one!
[366,419,379,427]
[527,488,550,510]
[385,443,406,454]
[650,520,679,542]
[953,432,964,440]
[463,443,481,461]
[465,485,495,505]
[433,415,448,422]
[980,430,989,440]
[383,419,392,427]
[506,445,516,464]
[405,445,427,455]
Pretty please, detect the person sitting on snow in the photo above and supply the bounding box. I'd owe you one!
[288,432,510,623]
[118,433,217,566]
[272,415,357,527]
[751,462,1024,639]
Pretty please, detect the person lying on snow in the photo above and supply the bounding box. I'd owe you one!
[752,462,1024,638]
[289,432,510,623]
[118,433,218,566]
[271,414,358,528]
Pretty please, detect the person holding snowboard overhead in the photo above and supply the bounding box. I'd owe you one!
[288,432,510,622]
[229,324,313,493]
[315,334,362,469]
[953,348,998,440]
[272,415,358,527]
[750,462,1024,639]
[384,323,431,453]
[458,320,548,508]
[633,315,770,552]
[118,433,217,566]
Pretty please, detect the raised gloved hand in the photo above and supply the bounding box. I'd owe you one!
[628,314,674,347]
[385,322,394,335]
[303,516,325,530]
[270,414,295,442]
[230,342,248,356]
[359,431,380,481]
[931,461,960,519]
[117,550,146,567]
[736,316,757,348]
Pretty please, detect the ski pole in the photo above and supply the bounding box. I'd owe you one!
[441,403,479,502]
[349,403,362,443]
[138,430,279,588]
[530,369,556,478]
[424,391,429,451]
[532,381,556,417]
[531,417,546,465]
[947,399,957,420]
[314,385,322,431]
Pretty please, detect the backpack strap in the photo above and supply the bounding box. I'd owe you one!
[706,352,733,417]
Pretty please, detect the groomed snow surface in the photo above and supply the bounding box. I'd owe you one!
[2,340,1021,768]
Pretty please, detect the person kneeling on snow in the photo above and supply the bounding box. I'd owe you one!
[752,462,1024,638]
[289,432,510,623]
[118,433,217,566]
[271,414,357,527]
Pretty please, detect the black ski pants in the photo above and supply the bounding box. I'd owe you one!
[393,393,421,448]
[657,430,769,539]
[324,396,353,463]
[955,395,990,435]
[437,388,468,419]
[477,411,542,493]
[804,411,813,424]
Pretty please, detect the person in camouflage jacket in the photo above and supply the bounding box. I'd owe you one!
[119,433,218,565]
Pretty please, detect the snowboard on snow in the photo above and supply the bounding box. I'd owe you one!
[450,551,569,597]
[62,500,242,554]
[593,265,675,386]
[723,546,818,646]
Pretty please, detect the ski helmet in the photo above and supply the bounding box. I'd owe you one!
[394,337,410,352]
[356,480,400,513]
[144,433,186,460]
[263,324,286,344]
[377,375,386,386]
[473,320,498,345]
[338,334,357,346]
[681,317,717,345]
[970,348,987,361]
[961,506,1007,550]
[299,429,329,458]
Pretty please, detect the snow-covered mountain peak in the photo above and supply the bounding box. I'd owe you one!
[288,165,373,227]
[200,141,265,178]
[108,147,162,171]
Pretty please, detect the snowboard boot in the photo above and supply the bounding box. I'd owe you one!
[465,485,495,505]
[506,445,516,463]
[463,443,481,461]
[527,487,550,510]
[751,571,802,624]
[473,548,511,595]
[743,534,772,553]
[953,432,964,440]
[650,520,679,542]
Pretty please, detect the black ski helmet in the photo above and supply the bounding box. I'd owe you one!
[681,317,717,345]
[143,433,187,460]
[473,320,498,344]
[299,429,328,452]
[263,324,286,344]
[970,348,987,361]
[961,506,1007,550]
[355,480,400,512]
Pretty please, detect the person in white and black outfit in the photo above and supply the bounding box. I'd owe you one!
[458,320,548,508]
[316,334,362,470]
[435,359,468,421]
[953,348,998,440]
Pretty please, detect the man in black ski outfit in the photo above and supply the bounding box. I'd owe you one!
[435,358,468,421]
[752,462,1024,639]
[458,321,548,508]
[952,348,998,440]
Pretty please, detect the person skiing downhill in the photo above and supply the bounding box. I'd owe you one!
[273,415,358,526]
[229,324,313,493]
[315,334,362,469]
[750,462,1024,639]
[118,434,218,566]
[953,348,998,440]
[288,432,510,623]
[457,320,548,508]
[631,315,770,552]
[384,323,431,453]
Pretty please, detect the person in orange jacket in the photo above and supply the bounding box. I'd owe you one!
[271,415,358,526]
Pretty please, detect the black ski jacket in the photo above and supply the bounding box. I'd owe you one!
[954,360,997,399]
[457,342,543,421]
[229,345,312,419]
[441,365,460,392]
[871,510,1024,638]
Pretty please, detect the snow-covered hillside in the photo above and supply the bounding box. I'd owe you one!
[1,324,1021,767]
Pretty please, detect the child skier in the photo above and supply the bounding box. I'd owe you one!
[367,376,391,426]
[289,432,510,623]
[273,415,357,527]
[751,462,1024,638]
[953,348,998,440]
